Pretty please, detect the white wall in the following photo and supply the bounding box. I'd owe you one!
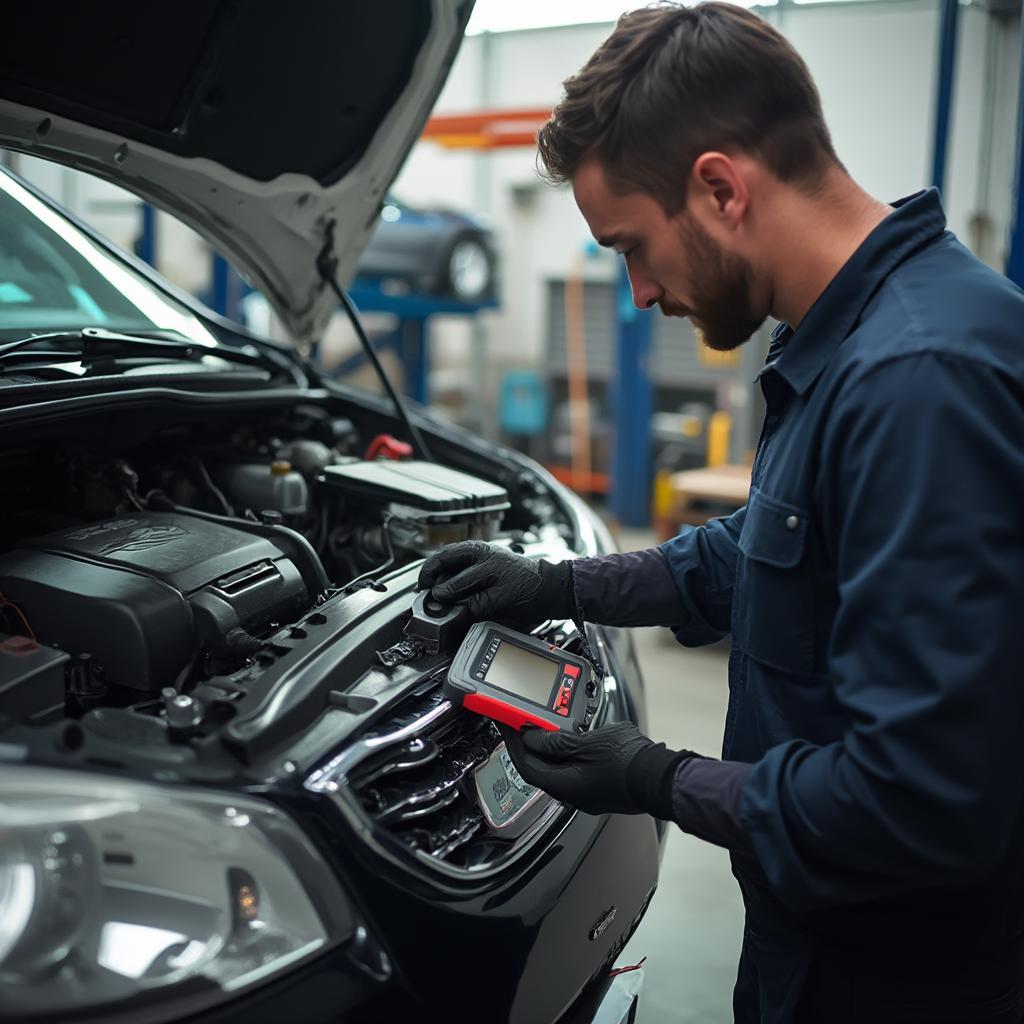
[779,0,1015,257]
[782,1,940,206]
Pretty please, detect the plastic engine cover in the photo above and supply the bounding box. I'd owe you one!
[0,512,307,691]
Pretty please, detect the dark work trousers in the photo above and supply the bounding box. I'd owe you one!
[733,906,1024,1024]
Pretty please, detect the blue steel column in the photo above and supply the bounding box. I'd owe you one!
[930,0,961,194]
[210,253,242,321]
[1006,14,1024,287]
[400,317,430,405]
[138,204,157,267]
[609,264,654,527]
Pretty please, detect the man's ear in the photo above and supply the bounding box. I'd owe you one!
[690,152,749,228]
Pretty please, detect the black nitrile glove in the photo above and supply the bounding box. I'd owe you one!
[417,541,573,621]
[497,721,699,818]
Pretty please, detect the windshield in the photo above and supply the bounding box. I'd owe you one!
[0,169,217,345]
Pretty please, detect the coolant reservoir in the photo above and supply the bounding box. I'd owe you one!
[216,461,309,521]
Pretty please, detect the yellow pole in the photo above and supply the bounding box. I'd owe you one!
[707,410,732,467]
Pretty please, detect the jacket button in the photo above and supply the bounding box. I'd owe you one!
[785,515,800,530]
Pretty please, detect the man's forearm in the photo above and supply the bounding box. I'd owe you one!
[670,758,754,853]
[570,548,687,627]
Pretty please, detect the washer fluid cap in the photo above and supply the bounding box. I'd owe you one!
[365,434,414,461]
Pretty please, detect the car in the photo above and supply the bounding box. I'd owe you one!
[356,195,498,303]
[0,4,662,1023]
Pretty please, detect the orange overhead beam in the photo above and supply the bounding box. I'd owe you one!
[545,465,611,495]
[422,108,552,150]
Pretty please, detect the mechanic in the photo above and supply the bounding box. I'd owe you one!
[418,4,1024,1022]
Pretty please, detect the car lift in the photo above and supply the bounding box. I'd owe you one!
[330,109,549,405]
[310,109,555,404]
[339,284,497,406]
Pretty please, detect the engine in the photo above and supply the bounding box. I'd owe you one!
[0,418,522,726]
[0,512,309,693]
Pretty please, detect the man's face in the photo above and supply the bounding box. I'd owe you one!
[572,159,765,350]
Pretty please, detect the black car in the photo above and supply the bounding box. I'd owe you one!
[0,4,662,1023]
[357,196,498,303]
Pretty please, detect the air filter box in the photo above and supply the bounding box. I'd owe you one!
[318,460,509,552]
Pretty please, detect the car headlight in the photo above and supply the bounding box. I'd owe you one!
[0,767,353,1021]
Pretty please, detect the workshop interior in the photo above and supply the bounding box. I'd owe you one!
[0,0,1020,1022]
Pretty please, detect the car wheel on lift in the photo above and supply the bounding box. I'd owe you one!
[442,232,493,301]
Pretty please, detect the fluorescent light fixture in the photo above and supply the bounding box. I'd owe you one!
[467,0,775,34]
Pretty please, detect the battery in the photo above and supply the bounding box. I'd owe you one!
[0,634,68,724]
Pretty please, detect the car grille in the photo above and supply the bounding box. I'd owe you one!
[346,682,539,871]
[307,622,593,878]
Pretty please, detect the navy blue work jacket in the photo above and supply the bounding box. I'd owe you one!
[574,190,1024,966]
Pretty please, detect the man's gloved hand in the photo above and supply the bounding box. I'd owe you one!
[417,541,573,621]
[497,721,699,818]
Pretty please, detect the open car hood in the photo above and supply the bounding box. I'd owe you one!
[0,1,473,347]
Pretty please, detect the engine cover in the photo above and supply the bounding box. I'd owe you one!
[0,512,307,691]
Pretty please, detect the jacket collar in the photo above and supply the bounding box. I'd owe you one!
[760,188,948,396]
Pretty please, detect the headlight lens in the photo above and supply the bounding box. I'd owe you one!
[0,767,352,1021]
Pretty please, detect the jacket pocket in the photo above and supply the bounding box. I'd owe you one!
[734,487,816,675]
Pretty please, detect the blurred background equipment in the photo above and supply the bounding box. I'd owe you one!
[499,369,548,459]
[543,268,764,526]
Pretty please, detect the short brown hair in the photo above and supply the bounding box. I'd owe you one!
[537,2,839,211]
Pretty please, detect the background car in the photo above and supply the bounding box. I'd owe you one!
[357,195,498,302]
[0,3,660,1022]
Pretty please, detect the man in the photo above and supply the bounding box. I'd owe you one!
[419,3,1024,1021]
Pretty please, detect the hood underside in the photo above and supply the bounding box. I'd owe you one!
[0,1,473,346]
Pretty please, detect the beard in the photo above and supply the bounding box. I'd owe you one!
[660,215,765,351]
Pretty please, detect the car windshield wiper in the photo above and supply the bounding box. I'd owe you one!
[0,327,268,374]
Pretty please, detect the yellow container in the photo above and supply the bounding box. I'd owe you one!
[707,411,732,468]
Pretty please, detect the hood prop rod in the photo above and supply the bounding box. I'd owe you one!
[316,224,432,462]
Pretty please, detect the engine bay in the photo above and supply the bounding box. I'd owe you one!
[0,400,574,776]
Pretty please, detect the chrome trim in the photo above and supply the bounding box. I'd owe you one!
[323,782,568,884]
[305,682,573,882]
[304,613,609,883]
[305,697,455,792]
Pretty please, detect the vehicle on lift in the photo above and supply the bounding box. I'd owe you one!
[358,195,498,302]
[0,4,660,1023]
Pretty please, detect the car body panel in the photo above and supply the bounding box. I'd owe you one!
[309,800,659,1024]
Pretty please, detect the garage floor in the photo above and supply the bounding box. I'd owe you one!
[613,529,746,1024]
